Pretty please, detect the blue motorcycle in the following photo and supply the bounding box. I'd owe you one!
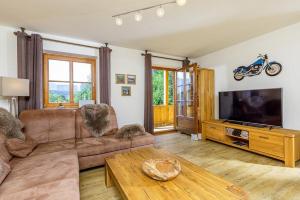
[233,54,282,81]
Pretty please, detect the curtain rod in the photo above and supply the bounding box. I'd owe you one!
[13,29,185,60]
[141,53,185,62]
[42,38,101,49]
[13,30,106,50]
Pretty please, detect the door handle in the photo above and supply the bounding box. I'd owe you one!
[259,136,269,140]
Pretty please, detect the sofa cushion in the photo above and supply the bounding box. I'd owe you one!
[5,136,38,158]
[131,133,155,148]
[78,149,130,170]
[0,159,10,185]
[76,135,130,157]
[115,124,146,139]
[0,134,12,163]
[0,150,80,200]
[30,139,75,156]
[75,106,118,139]
[0,108,25,140]
[19,109,76,144]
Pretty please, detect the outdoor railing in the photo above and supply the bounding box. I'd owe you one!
[153,105,174,128]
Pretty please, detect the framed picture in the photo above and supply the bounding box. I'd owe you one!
[127,74,136,85]
[121,86,131,96]
[115,74,125,84]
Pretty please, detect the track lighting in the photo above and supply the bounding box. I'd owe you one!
[176,0,187,6]
[134,12,143,22]
[115,17,123,26]
[156,6,165,18]
[112,0,187,26]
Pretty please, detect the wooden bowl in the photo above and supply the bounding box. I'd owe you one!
[142,159,181,181]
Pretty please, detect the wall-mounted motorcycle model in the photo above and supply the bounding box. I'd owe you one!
[233,54,282,81]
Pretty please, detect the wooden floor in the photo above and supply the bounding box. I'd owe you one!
[80,132,300,200]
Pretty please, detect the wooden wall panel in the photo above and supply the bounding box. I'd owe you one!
[197,68,215,133]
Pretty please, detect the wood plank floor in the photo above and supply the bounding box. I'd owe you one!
[80,132,300,200]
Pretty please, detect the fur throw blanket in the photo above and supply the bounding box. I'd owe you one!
[80,104,110,137]
[115,124,146,139]
[0,108,25,140]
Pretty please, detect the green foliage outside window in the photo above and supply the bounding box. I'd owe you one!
[152,70,174,105]
[152,70,164,105]
[49,83,92,104]
[49,93,69,103]
[74,84,92,103]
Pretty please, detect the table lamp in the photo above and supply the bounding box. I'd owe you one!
[0,77,29,117]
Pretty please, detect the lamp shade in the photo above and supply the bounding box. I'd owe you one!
[0,77,29,97]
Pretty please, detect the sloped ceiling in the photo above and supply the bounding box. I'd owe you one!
[0,0,299,58]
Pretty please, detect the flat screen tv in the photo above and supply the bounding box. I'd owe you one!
[219,88,282,127]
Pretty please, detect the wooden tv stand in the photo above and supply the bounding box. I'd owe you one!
[202,120,300,167]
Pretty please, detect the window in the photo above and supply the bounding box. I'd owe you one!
[152,68,175,106]
[43,53,96,108]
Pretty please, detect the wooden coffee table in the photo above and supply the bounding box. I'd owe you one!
[105,147,247,200]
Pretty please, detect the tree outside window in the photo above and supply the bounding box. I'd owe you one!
[152,69,174,105]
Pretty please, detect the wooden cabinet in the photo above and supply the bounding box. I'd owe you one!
[203,123,225,142]
[197,68,214,133]
[202,120,300,167]
[249,131,284,158]
[175,65,215,134]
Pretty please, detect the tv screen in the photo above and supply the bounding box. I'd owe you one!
[219,88,282,126]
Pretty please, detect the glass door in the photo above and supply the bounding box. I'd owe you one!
[186,66,195,118]
[176,69,185,117]
[175,64,198,134]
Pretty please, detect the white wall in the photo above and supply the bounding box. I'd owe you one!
[110,46,145,126]
[152,52,183,69]
[0,26,17,110]
[195,22,300,130]
[0,25,183,127]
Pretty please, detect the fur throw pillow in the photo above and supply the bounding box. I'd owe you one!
[80,104,110,137]
[0,108,25,140]
[115,124,146,139]
[0,159,10,184]
[5,135,37,158]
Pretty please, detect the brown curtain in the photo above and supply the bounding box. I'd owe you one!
[17,31,43,114]
[99,46,112,105]
[183,57,190,67]
[144,53,154,134]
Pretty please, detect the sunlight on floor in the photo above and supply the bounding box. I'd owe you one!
[80,133,300,200]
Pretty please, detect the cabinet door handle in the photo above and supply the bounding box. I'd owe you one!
[209,126,216,129]
[259,136,269,140]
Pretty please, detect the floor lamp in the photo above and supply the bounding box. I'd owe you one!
[0,77,29,118]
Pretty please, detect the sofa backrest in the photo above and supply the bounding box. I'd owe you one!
[19,109,76,144]
[75,106,118,138]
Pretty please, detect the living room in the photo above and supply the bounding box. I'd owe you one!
[1,0,300,199]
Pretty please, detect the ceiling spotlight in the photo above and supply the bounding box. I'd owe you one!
[156,6,165,18]
[134,12,143,22]
[176,0,187,6]
[113,1,186,26]
[115,17,123,26]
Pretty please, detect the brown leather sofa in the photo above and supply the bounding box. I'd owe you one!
[0,107,155,200]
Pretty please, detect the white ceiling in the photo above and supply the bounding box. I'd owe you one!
[0,0,300,58]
